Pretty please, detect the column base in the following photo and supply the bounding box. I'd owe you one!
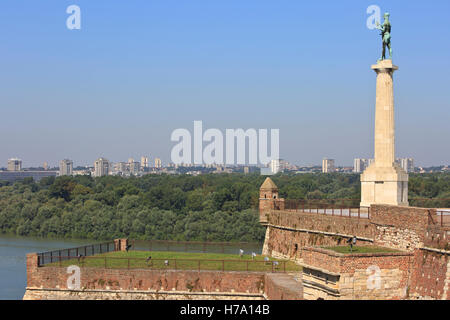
[360,164,409,207]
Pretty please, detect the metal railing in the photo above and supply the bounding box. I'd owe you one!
[433,210,450,227]
[37,241,116,267]
[40,255,296,273]
[275,199,370,219]
[409,198,450,208]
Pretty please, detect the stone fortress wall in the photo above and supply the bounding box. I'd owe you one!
[24,246,303,300]
[259,177,450,300]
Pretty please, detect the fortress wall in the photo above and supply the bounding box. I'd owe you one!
[264,273,303,300]
[23,289,265,300]
[24,254,303,300]
[301,247,413,300]
[267,211,375,239]
[263,211,374,259]
[409,249,450,300]
[370,205,430,251]
[26,258,265,294]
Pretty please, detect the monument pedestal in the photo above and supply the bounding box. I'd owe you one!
[360,163,408,207]
[360,59,409,208]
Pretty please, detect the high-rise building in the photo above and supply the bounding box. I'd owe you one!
[129,162,140,175]
[117,162,128,174]
[322,159,335,173]
[270,159,280,174]
[59,159,73,176]
[141,156,149,168]
[154,158,162,168]
[354,158,365,173]
[353,158,375,173]
[7,158,22,171]
[43,162,49,171]
[397,158,414,173]
[94,158,110,177]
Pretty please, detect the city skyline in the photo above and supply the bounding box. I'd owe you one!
[1,1,449,167]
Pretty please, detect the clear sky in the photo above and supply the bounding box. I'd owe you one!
[1,0,449,168]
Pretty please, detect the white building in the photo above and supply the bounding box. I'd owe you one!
[322,158,335,173]
[353,158,375,173]
[141,156,149,168]
[129,162,140,175]
[7,158,22,171]
[59,159,73,176]
[270,159,280,174]
[155,158,162,168]
[397,158,414,173]
[94,158,110,177]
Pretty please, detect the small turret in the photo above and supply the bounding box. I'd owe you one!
[259,177,284,224]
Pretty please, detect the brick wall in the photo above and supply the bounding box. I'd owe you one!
[263,211,374,259]
[370,205,430,251]
[409,249,450,300]
[25,254,304,300]
[27,254,265,294]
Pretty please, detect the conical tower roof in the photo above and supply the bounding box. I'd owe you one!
[260,177,278,190]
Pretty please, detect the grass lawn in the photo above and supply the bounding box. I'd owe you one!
[322,246,402,254]
[44,250,302,273]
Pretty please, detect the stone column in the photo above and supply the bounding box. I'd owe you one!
[360,60,408,208]
[373,60,397,167]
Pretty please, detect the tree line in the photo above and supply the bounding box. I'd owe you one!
[0,172,448,242]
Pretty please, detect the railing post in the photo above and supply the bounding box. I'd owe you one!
[222,260,224,272]
[104,257,107,268]
[358,207,360,219]
[174,259,177,270]
[198,260,200,272]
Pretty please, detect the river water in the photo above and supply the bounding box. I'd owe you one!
[0,235,262,300]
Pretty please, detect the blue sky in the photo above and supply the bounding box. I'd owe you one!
[0,0,449,167]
